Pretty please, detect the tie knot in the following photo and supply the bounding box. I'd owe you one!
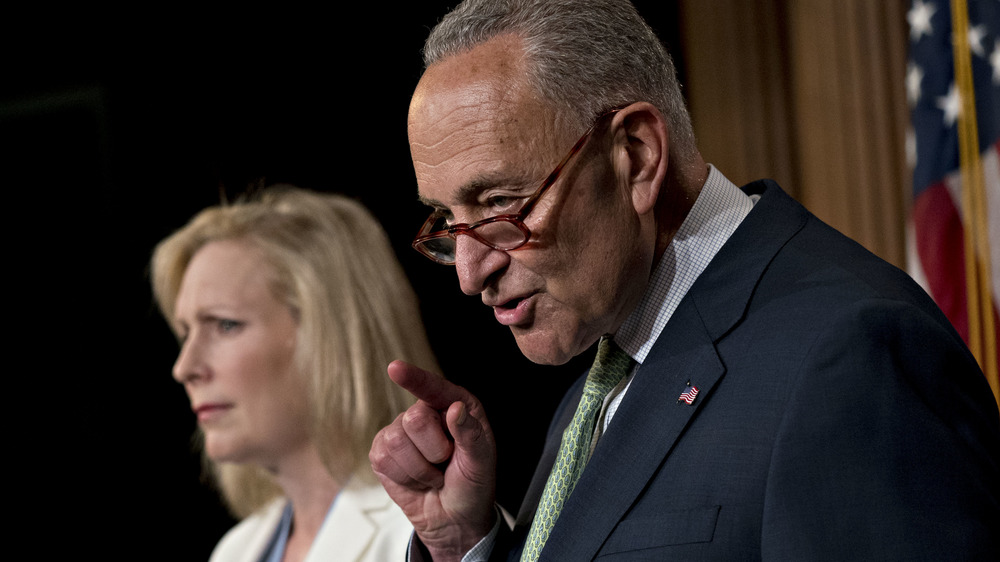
[584,337,634,397]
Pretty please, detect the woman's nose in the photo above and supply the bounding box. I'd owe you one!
[172,335,210,385]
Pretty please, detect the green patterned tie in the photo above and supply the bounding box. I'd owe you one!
[521,337,635,561]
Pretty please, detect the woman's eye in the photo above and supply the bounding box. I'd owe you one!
[217,319,243,333]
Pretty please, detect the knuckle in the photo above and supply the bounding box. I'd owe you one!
[382,425,414,452]
[402,404,441,433]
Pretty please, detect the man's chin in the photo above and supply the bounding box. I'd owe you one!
[512,329,578,366]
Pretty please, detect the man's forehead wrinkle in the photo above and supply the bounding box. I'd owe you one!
[410,120,501,162]
[411,96,511,180]
[411,56,524,138]
[411,87,510,154]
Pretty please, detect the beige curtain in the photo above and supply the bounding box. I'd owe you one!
[679,0,910,269]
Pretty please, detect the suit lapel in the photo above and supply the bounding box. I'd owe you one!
[537,302,724,560]
[534,181,809,560]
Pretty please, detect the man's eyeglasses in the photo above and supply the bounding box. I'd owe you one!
[411,108,622,265]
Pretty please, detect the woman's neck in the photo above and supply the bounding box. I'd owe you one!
[269,445,344,562]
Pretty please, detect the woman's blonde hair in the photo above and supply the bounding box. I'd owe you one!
[151,186,434,518]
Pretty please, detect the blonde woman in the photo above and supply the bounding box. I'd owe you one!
[152,186,436,561]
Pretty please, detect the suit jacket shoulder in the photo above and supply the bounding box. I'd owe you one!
[513,180,1000,561]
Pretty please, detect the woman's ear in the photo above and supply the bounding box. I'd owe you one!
[611,102,669,216]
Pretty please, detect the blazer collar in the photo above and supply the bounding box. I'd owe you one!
[536,180,809,560]
[307,482,399,562]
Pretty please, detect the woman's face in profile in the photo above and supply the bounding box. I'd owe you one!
[171,238,312,469]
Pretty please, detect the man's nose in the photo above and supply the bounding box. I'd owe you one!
[454,234,510,295]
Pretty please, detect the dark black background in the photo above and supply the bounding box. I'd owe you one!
[4,3,680,558]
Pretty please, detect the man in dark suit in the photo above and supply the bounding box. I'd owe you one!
[370,0,1000,560]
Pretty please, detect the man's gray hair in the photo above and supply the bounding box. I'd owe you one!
[423,0,696,158]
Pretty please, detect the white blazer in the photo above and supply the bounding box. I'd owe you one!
[209,481,411,562]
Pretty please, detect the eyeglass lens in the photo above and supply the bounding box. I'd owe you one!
[416,217,529,262]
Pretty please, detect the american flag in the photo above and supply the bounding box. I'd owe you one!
[678,385,699,405]
[907,0,999,400]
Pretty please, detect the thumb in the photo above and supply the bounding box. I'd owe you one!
[445,399,495,464]
[442,399,498,516]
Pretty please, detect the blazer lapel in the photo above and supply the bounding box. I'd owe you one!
[306,484,385,562]
[219,499,287,562]
[535,180,809,560]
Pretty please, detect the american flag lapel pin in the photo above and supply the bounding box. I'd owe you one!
[678,381,699,405]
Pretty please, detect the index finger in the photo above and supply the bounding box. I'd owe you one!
[388,360,471,411]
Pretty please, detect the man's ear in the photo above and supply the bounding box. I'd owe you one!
[611,102,669,216]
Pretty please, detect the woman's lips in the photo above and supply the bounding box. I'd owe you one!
[194,403,232,423]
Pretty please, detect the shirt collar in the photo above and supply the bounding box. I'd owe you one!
[614,165,755,363]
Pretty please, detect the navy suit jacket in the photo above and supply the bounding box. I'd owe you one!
[494,180,1000,560]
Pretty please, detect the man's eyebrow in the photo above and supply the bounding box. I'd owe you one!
[417,193,446,210]
[417,173,513,209]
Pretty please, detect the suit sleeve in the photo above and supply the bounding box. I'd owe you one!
[760,298,1000,560]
